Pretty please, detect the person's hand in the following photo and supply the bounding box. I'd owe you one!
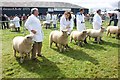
[31,30,36,34]
[66,26,70,29]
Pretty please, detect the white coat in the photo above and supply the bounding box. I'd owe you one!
[46,13,51,24]
[60,15,73,34]
[76,13,86,32]
[93,13,102,30]
[117,12,120,27]
[12,16,20,28]
[52,14,57,24]
[25,14,44,42]
[71,14,75,30]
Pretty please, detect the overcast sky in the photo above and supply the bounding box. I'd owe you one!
[1,0,120,10]
[34,0,119,10]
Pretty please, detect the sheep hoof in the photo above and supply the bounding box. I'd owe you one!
[60,49,63,53]
[20,58,24,63]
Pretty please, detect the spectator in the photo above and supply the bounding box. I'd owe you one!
[12,14,20,32]
[45,12,51,29]
[52,13,57,29]
[76,8,87,44]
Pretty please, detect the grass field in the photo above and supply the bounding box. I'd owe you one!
[1,21,120,78]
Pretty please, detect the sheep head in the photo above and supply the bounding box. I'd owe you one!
[24,35,33,45]
[100,27,105,33]
[61,30,68,37]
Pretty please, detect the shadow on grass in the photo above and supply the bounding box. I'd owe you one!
[83,43,107,50]
[52,47,99,65]
[101,40,120,48]
[15,56,65,78]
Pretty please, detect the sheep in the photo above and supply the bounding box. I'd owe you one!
[70,30,87,46]
[9,23,15,31]
[106,26,120,38]
[86,27,105,44]
[49,30,68,52]
[12,35,33,63]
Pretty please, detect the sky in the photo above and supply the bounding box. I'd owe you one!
[34,0,119,10]
[1,0,120,10]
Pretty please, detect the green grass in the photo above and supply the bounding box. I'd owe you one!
[1,21,119,78]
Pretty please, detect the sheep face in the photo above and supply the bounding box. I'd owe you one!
[82,30,87,34]
[24,35,33,44]
[62,30,68,37]
[101,27,105,33]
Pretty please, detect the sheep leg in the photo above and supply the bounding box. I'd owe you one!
[110,33,111,36]
[50,41,53,48]
[70,37,73,43]
[13,47,16,57]
[27,52,30,60]
[55,43,58,48]
[78,41,83,47]
[20,53,24,63]
[97,37,100,44]
[89,36,91,40]
[106,31,109,36]
[59,44,62,52]
[80,41,83,47]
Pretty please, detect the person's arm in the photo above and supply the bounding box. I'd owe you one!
[94,16,102,26]
[76,14,82,23]
[60,16,66,30]
[24,17,36,34]
[70,19,73,30]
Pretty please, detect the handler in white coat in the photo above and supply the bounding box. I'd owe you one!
[12,14,20,32]
[25,8,44,60]
[52,13,57,29]
[117,9,120,27]
[93,9,102,30]
[76,9,87,44]
[46,12,51,29]
[60,11,73,35]
[76,9,86,32]
[93,9,103,42]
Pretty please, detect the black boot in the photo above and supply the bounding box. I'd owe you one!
[18,27,20,32]
[84,38,88,44]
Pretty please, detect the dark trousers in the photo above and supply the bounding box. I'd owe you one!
[6,22,9,29]
[15,27,20,32]
[108,20,113,26]
[2,22,6,29]
[114,19,118,26]
[53,24,56,29]
[46,23,50,29]
[32,42,42,59]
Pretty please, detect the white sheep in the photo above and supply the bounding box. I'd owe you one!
[9,23,15,31]
[70,30,87,46]
[87,27,105,44]
[106,26,120,38]
[49,30,68,52]
[13,35,33,63]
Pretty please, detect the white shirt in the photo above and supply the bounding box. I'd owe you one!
[117,12,120,20]
[60,15,73,32]
[93,13,102,30]
[71,14,75,30]
[76,13,86,32]
[46,13,51,24]
[117,12,120,27]
[52,14,57,24]
[25,14,44,42]
[12,16,20,28]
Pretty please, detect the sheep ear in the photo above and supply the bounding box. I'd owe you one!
[83,30,87,33]
[27,36,32,39]
[61,30,64,33]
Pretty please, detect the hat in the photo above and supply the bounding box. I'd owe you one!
[31,8,38,14]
